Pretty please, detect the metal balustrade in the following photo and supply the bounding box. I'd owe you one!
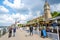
[0,28,8,37]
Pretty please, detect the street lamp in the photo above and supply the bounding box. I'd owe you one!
[14,18,19,28]
[55,20,59,40]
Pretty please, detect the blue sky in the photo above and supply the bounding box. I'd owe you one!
[0,0,60,26]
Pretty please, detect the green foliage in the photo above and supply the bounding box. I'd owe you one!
[18,24,23,27]
[34,20,37,22]
[27,21,30,23]
[51,11,60,18]
[40,18,44,21]
[57,13,60,16]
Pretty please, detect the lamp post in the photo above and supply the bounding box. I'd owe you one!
[55,20,59,40]
[14,18,19,28]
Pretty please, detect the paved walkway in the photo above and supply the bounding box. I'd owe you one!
[0,28,52,40]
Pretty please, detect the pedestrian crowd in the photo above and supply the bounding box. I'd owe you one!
[8,27,16,38]
[8,25,47,38]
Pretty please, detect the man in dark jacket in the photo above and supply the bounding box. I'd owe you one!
[29,26,33,36]
[13,27,16,37]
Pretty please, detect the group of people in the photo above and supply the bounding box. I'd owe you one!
[29,26,47,38]
[8,26,47,38]
[8,27,16,38]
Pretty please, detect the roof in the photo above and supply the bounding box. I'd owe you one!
[45,16,60,21]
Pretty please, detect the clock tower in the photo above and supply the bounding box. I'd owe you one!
[44,0,52,21]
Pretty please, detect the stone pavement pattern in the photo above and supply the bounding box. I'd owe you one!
[0,28,52,40]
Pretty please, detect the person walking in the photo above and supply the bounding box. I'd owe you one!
[13,27,16,37]
[29,25,33,36]
[41,28,47,38]
[8,27,12,38]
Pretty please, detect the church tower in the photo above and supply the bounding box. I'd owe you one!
[44,0,52,21]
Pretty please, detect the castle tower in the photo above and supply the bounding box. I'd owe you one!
[44,0,52,21]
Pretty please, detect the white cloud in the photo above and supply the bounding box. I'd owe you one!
[20,15,27,20]
[0,7,41,25]
[0,11,33,25]
[0,6,9,12]
[10,13,28,21]
[50,3,60,12]
[36,11,41,17]
[20,20,27,24]
[23,0,44,8]
[28,8,33,18]
[3,0,24,9]
[0,14,14,23]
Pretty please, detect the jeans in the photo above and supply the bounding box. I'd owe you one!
[13,32,15,37]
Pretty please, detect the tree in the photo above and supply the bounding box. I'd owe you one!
[27,21,30,24]
[18,24,23,27]
[51,11,60,18]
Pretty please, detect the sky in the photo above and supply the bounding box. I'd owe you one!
[0,0,60,26]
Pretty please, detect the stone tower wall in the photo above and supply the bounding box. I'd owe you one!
[44,1,52,21]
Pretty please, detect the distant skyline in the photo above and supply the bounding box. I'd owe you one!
[0,0,60,26]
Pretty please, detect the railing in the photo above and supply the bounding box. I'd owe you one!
[47,32,59,40]
[0,28,8,37]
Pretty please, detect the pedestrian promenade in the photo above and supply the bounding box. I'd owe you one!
[0,28,52,40]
